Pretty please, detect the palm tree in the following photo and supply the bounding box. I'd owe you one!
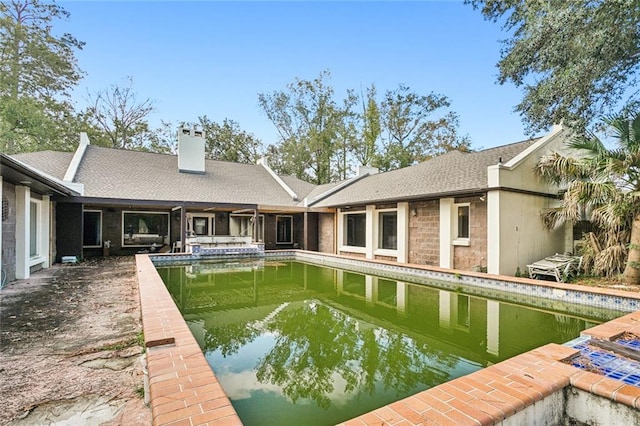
[537,112,640,285]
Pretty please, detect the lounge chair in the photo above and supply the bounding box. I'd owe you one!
[527,253,582,282]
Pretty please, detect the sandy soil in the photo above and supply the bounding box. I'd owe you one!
[0,256,151,425]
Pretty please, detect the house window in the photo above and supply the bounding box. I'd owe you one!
[29,200,40,257]
[345,213,366,247]
[187,213,215,236]
[122,211,169,246]
[378,211,397,250]
[276,215,293,244]
[230,214,264,241]
[456,205,470,239]
[83,210,102,248]
[193,217,209,235]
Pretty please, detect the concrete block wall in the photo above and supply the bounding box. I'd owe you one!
[1,183,16,282]
[408,200,439,266]
[317,213,334,253]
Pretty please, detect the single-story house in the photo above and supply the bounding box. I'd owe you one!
[2,124,576,283]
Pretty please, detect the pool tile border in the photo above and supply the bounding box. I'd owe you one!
[142,251,640,425]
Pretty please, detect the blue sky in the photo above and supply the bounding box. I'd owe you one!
[58,1,538,150]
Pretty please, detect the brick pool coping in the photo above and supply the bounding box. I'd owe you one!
[137,253,640,425]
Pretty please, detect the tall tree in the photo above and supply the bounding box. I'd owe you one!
[85,78,155,150]
[352,84,381,168]
[537,111,640,285]
[197,116,263,163]
[258,70,344,184]
[468,0,640,133]
[145,120,177,155]
[378,84,469,171]
[0,0,84,153]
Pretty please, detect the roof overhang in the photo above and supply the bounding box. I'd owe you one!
[1,154,79,197]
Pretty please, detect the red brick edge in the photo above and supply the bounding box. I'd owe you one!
[339,311,640,425]
[136,254,243,426]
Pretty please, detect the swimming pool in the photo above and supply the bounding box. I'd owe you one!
[156,258,623,426]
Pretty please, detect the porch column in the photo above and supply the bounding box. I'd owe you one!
[41,195,50,268]
[253,208,259,243]
[365,205,375,259]
[397,202,409,263]
[180,206,186,252]
[336,208,344,251]
[439,198,454,268]
[303,211,308,250]
[486,191,500,274]
[15,186,30,279]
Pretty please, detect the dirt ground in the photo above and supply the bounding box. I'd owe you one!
[0,256,151,425]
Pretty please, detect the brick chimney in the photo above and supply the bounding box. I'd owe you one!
[178,127,205,174]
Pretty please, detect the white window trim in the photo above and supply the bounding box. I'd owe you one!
[29,198,45,266]
[453,203,470,246]
[187,212,216,237]
[275,215,293,244]
[121,211,170,247]
[83,209,103,248]
[375,208,399,255]
[339,210,367,252]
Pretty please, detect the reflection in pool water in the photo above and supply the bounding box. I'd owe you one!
[157,260,618,426]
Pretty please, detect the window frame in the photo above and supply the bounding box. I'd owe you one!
[275,215,293,244]
[453,203,470,246]
[187,213,216,237]
[122,210,170,247]
[29,199,41,259]
[343,212,367,249]
[83,209,103,248]
[377,210,398,250]
[230,213,264,241]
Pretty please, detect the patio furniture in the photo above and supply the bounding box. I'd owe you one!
[527,253,583,282]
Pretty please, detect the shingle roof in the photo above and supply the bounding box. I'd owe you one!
[310,139,537,207]
[11,150,74,180]
[279,175,316,200]
[71,146,309,206]
[11,137,539,209]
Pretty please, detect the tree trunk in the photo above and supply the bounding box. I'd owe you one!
[623,212,640,285]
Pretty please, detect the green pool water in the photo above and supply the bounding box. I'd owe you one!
[157,259,620,426]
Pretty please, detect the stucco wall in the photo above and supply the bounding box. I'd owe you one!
[453,196,487,271]
[317,213,334,253]
[488,191,565,276]
[408,200,439,266]
[2,183,16,283]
